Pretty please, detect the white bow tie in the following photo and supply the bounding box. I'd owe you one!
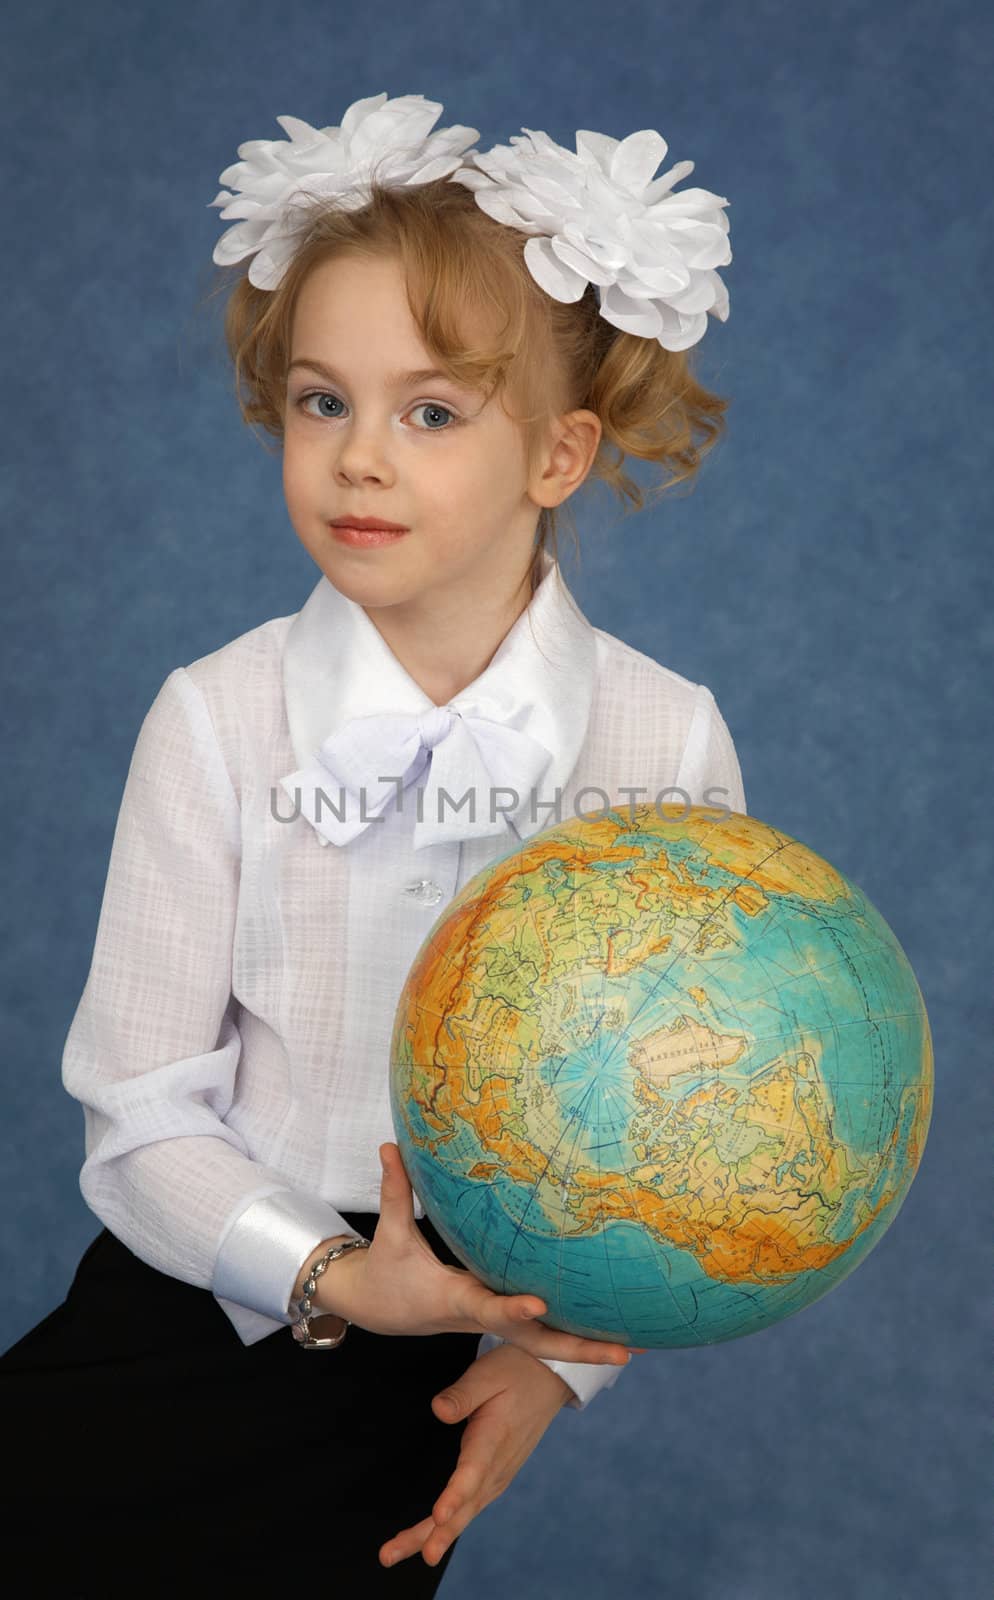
[281,696,555,851]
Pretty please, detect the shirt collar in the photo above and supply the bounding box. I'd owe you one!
[282,547,598,841]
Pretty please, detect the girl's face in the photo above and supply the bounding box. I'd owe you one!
[282,253,583,618]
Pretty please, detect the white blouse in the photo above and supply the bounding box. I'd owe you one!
[62,548,747,1409]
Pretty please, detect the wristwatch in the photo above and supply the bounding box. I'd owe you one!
[291,1236,371,1349]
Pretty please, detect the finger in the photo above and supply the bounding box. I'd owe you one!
[384,1514,458,1571]
[432,1382,489,1423]
[536,1330,631,1364]
[473,1285,626,1356]
[466,1282,549,1327]
[503,1320,632,1365]
[423,1481,484,1563]
[380,1514,436,1567]
[423,1441,499,1561]
[378,1142,405,1189]
[433,1456,487,1526]
[423,1522,460,1567]
[465,1281,630,1362]
[377,1143,414,1222]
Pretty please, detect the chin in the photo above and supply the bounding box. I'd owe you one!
[314,554,421,608]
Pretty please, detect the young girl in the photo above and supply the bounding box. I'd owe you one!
[0,93,744,1591]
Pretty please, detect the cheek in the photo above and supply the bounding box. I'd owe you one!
[422,445,495,505]
[282,439,317,500]
[282,466,323,547]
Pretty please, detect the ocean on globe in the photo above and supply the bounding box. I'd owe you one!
[388,805,933,1349]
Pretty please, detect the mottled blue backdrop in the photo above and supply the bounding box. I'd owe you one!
[1,2,989,1594]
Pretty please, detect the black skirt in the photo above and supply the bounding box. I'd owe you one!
[0,1210,482,1596]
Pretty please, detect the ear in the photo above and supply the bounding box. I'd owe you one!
[529,408,602,510]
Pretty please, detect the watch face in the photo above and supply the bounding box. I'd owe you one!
[292,1314,349,1349]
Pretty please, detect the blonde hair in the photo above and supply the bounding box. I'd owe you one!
[202,173,730,592]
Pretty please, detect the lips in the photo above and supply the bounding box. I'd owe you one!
[330,517,409,532]
[330,521,411,549]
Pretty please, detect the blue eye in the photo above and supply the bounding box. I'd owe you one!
[302,392,345,420]
[296,392,460,430]
[410,402,458,430]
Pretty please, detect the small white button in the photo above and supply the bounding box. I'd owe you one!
[402,878,443,906]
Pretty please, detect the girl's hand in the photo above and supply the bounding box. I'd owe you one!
[379,1342,575,1570]
[330,1143,632,1369]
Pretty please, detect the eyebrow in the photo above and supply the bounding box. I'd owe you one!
[287,357,462,389]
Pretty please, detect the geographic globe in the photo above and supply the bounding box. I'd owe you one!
[389,805,933,1348]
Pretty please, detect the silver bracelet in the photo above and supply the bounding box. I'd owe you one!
[290,1236,371,1350]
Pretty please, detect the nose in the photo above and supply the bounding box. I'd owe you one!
[332,414,396,485]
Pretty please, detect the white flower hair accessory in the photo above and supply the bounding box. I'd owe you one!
[208,93,480,291]
[207,94,731,350]
[450,126,731,352]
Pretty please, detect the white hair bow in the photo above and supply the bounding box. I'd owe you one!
[208,93,480,291]
[208,92,731,350]
[450,125,731,352]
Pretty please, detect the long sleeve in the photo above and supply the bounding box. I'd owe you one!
[61,666,363,1341]
[674,682,747,815]
[473,678,748,1410]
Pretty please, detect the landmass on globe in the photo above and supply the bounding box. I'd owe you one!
[389,806,932,1346]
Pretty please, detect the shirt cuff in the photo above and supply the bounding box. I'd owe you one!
[476,1332,625,1411]
[213,1188,369,1328]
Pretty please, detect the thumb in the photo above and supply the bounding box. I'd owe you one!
[378,1142,411,1201]
[432,1384,469,1422]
